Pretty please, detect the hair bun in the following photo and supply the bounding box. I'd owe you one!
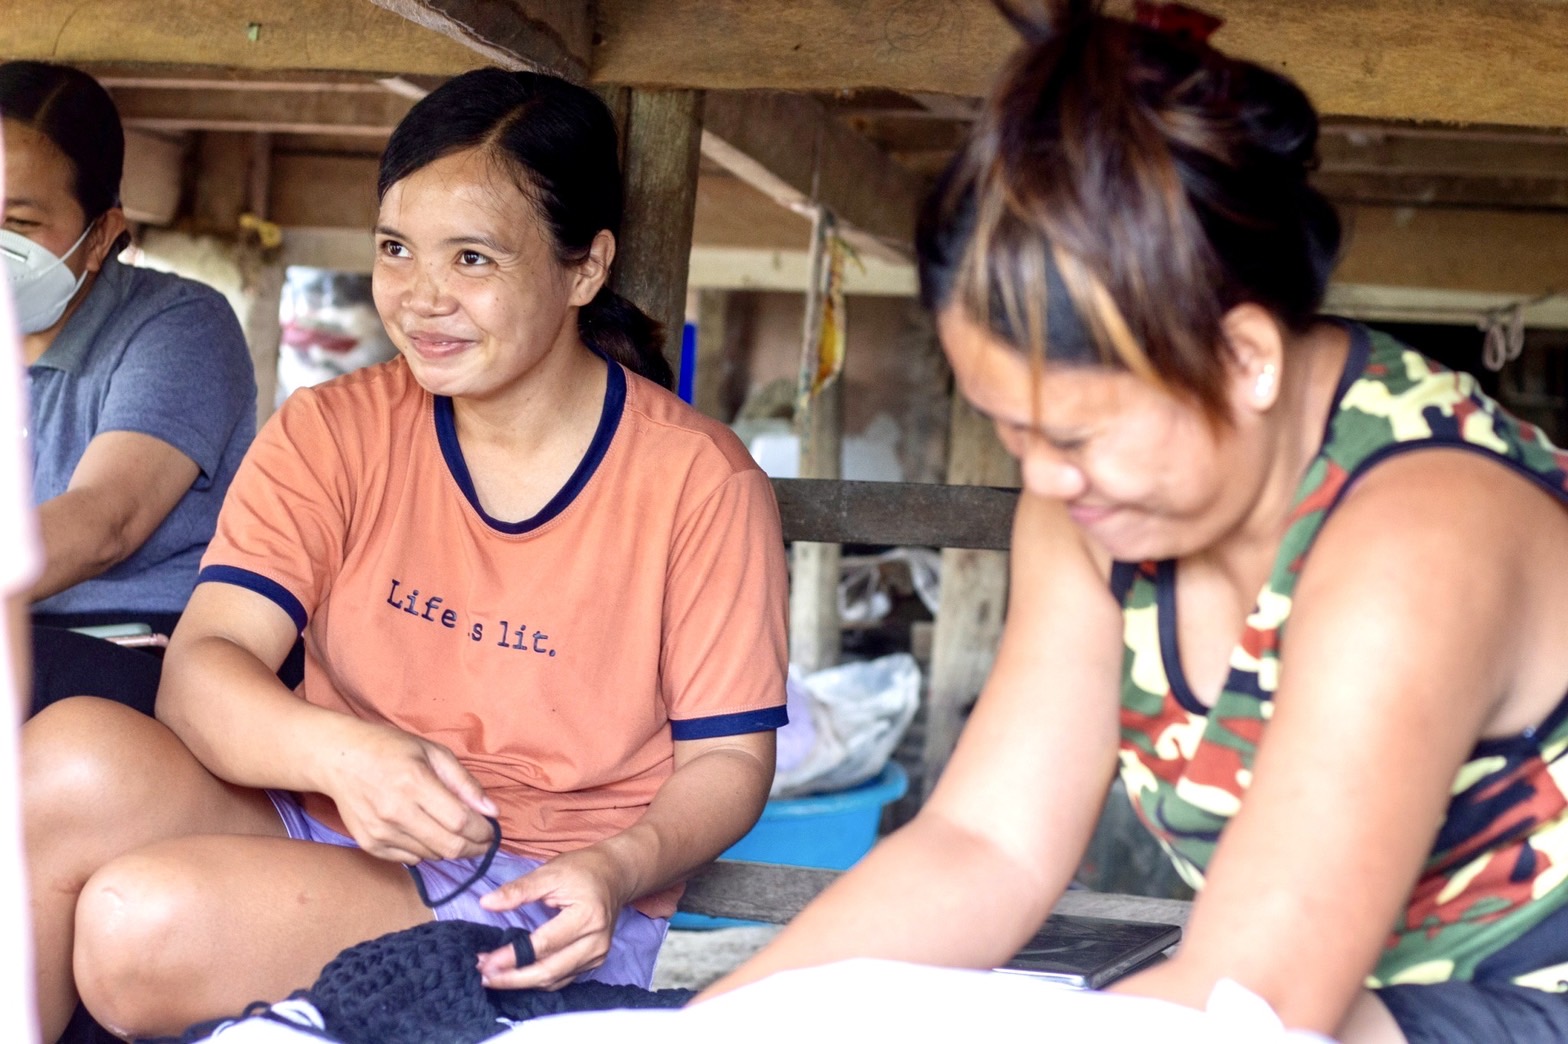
[1231,63,1322,174]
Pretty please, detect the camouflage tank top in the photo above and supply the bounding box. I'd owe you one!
[1113,321,1568,989]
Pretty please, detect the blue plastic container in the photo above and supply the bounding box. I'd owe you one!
[671,761,909,929]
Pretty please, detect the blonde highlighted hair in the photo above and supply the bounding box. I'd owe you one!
[916,0,1341,420]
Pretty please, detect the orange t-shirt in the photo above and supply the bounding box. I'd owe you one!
[199,356,788,916]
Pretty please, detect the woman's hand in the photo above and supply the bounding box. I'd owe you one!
[315,719,498,865]
[474,847,629,990]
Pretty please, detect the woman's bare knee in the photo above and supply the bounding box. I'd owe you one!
[25,698,284,1037]
[73,851,193,1038]
[24,695,280,851]
[24,699,169,887]
[25,698,187,828]
[75,835,431,1038]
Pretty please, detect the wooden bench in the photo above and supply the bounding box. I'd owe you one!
[674,476,1190,929]
[677,858,1191,927]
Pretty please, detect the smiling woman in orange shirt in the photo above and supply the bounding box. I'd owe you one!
[22,68,789,1043]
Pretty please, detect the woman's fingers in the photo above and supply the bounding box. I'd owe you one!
[477,916,608,991]
[425,743,499,818]
[472,857,619,989]
[334,731,497,861]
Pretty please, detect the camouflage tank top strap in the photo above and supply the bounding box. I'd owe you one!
[1114,321,1568,988]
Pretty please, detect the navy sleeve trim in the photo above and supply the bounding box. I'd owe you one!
[197,565,308,633]
[671,705,789,741]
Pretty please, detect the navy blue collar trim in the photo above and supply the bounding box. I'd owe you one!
[1322,319,1371,449]
[1155,559,1209,715]
[434,356,625,535]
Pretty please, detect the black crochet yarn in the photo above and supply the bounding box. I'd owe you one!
[307,919,694,1044]
[144,919,694,1044]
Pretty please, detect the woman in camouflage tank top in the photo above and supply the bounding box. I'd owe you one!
[708,2,1568,1041]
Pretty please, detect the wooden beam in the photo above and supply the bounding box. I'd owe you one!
[1318,128,1568,180]
[1324,285,1568,331]
[594,0,1015,98]
[363,0,591,80]
[772,479,1018,550]
[1318,173,1568,214]
[1336,204,1568,297]
[121,129,187,226]
[269,154,381,230]
[90,68,432,91]
[591,0,1568,129]
[701,91,925,262]
[609,89,705,376]
[21,0,1568,130]
[1315,127,1568,211]
[692,175,811,252]
[5,0,482,78]
[111,85,414,136]
[686,246,917,297]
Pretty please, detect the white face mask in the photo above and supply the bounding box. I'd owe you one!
[1,222,95,334]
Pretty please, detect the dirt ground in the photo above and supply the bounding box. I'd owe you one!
[650,925,783,991]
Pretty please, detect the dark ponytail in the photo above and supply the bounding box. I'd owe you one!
[919,0,1342,420]
[0,60,133,254]
[580,288,672,389]
[378,68,672,389]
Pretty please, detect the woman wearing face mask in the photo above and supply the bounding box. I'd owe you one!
[22,68,787,1041]
[1,61,256,718]
[703,2,1568,1041]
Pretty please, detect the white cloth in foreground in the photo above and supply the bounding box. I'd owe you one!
[166,961,1341,1043]
[505,960,1338,1044]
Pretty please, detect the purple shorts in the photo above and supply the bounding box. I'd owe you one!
[266,790,668,987]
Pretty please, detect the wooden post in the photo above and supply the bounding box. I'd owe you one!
[241,262,285,427]
[243,132,282,428]
[190,131,250,235]
[693,289,730,420]
[608,88,704,379]
[920,392,1019,799]
[195,130,283,430]
[789,207,844,672]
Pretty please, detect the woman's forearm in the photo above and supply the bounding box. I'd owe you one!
[31,434,201,602]
[588,740,774,908]
[699,809,1071,1000]
[156,632,359,793]
[31,490,140,601]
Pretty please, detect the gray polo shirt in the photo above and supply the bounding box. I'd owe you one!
[28,258,257,616]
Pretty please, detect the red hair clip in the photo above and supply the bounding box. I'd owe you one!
[1133,1,1223,44]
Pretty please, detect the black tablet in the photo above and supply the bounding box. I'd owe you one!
[995,913,1182,990]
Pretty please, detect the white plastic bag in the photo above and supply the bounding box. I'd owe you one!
[836,547,942,624]
[770,653,920,799]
